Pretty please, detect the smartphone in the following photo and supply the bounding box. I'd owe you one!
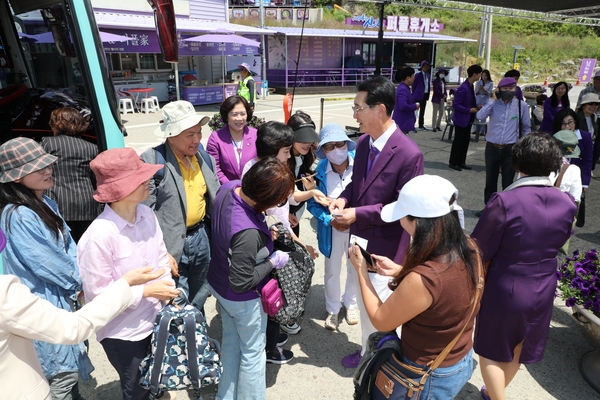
[354,242,375,270]
[332,213,343,218]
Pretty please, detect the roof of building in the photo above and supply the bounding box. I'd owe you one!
[267,27,476,43]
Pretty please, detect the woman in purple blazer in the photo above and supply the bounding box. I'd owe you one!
[207,96,258,184]
[552,108,594,188]
[431,68,448,132]
[540,81,570,133]
[472,133,577,400]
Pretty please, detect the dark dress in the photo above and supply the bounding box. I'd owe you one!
[471,183,576,364]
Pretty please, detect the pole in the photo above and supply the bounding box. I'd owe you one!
[485,12,492,70]
[174,62,180,100]
[478,11,486,58]
[259,0,267,99]
[374,1,387,76]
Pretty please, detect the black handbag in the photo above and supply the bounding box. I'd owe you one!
[576,191,585,227]
[354,255,484,400]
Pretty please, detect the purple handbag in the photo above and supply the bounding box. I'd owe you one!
[259,278,284,316]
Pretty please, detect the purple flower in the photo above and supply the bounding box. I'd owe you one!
[566,297,577,307]
[584,300,594,309]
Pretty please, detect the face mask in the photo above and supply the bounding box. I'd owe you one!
[325,148,348,166]
[499,90,515,102]
[439,74,445,79]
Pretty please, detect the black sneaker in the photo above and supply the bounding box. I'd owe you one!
[277,333,288,347]
[266,347,294,364]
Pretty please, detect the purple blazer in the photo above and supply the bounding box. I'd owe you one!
[412,70,431,101]
[571,129,594,187]
[339,127,424,264]
[206,125,258,184]
[392,83,417,134]
[431,78,447,104]
[539,97,566,133]
[452,79,477,128]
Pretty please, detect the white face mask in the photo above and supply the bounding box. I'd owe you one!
[325,148,348,166]
[439,74,446,79]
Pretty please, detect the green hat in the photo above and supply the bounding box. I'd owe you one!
[553,130,580,159]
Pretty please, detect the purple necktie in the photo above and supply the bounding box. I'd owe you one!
[366,146,380,176]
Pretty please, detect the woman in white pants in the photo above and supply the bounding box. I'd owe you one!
[307,123,359,330]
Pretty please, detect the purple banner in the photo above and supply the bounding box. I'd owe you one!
[102,29,259,56]
[182,86,224,105]
[578,58,597,83]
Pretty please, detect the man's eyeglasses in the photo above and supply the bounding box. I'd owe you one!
[351,104,374,113]
[321,142,347,151]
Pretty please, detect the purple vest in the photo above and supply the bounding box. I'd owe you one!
[207,180,273,301]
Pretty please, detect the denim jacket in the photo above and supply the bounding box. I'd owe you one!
[306,151,355,258]
[1,196,93,380]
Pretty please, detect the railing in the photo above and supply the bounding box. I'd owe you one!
[229,0,311,6]
[276,68,394,88]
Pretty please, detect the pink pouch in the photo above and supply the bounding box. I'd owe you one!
[260,278,284,316]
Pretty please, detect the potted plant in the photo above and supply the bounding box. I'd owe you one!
[207,113,266,132]
[557,249,600,393]
[521,84,547,100]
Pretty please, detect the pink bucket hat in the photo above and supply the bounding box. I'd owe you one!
[90,148,162,203]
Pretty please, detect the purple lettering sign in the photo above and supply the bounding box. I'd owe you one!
[101,29,259,56]
[579,58,597,83]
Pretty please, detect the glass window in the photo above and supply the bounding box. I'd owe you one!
[138,53,155,70]
[120,53,137,71]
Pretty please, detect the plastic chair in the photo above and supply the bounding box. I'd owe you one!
[140,98,156,113]
[150,96,160,111]
[119,98,135,114]
[442,106,454,141]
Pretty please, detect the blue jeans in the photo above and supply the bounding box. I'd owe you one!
[484,142,515,204]
[401,349,474,400]
[178,222,211,311]
[210,285,267,400]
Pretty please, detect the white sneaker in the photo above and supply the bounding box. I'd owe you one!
[324,313,339,331]
[345,307,359,325]
[280,322,301,335]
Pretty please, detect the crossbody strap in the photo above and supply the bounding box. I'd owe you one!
[149,311,175,397]
[184,312,201,392]
[427,243,484,372]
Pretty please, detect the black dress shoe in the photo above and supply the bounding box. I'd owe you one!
[448,164,462,171]
[460,164,472,170]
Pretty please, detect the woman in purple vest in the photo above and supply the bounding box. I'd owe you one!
[207,158,295,400]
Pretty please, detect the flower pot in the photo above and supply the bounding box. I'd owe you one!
[523,91,541,100]
[572,305,600,393]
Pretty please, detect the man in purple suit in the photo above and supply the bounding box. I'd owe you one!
[329,76,424,368]
[448,64,483,171]
[392,67,419,134]
[412,60,431,130]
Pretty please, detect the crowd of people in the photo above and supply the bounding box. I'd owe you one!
[0,67,592,400]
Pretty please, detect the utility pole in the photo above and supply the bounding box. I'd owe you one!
[374,1,389,76]
[259,0,267,98]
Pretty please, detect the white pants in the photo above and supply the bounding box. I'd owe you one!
[432,101,445,129]
[324,228,357,314]
[351,268,393,355]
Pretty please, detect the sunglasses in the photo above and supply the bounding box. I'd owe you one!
[321,141,347,151]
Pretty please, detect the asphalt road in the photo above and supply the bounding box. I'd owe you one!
[80,87,600,399]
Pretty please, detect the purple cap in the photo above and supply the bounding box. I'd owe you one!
[594,70,600,79]
[238,63,252,73]
[498,77,517,88]
[419,60,430,68]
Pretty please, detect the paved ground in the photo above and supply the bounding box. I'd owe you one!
[80,87,600,399]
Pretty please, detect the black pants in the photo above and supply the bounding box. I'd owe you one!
[448,125,472,166]
[101,335,152,400]
[484,142,515,203]
[418,95,429,127]
[266,319,280,352]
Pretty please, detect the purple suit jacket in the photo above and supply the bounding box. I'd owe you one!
[339,127,424,264]
[206,126,258,184]
[431,78,447,104]
[412,71,431,101]
[392,83,417,134]
[452,80,476,128]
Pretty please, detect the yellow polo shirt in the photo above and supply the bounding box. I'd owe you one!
[175,154,207,227]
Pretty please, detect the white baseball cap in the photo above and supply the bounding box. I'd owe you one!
[381,175,464,228]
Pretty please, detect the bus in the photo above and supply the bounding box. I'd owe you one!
[0,0,176,150]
